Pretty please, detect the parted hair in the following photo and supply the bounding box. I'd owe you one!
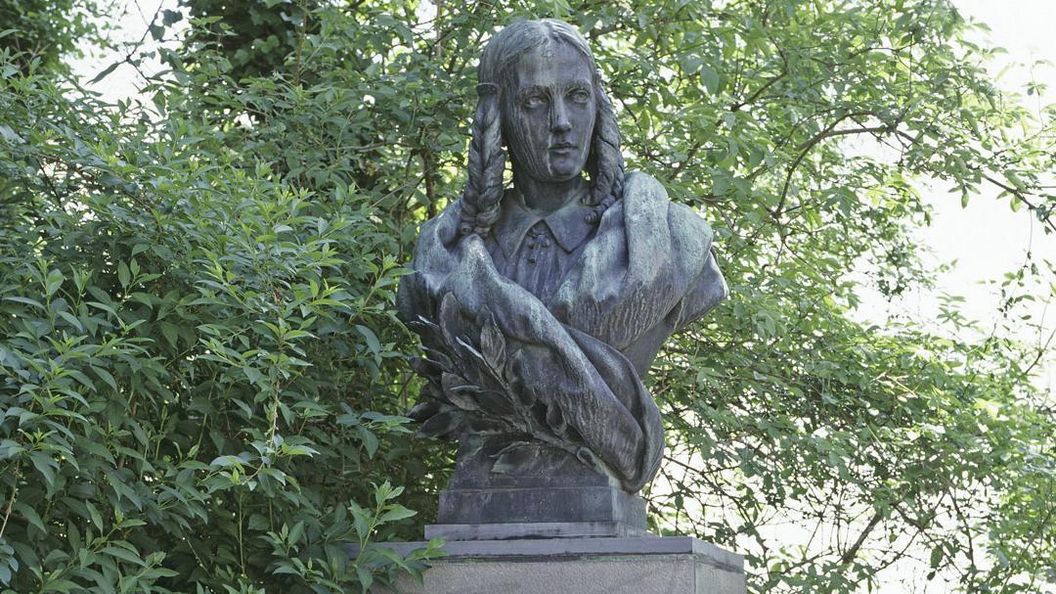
[458,19,626,237]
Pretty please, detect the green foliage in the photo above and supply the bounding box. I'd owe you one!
[571,2,1056,591]
[182,0,322,81]
[1,0,1054,592]
[0,50,440,592]
[0,0,98,75]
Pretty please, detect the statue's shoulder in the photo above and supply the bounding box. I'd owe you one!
[428,199,463,226]
[619,171,714,244]
[621,171,668,202]
[413,199,463,254]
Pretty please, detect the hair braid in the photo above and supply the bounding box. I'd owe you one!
[584,82,625,225]
[459,84,506,237]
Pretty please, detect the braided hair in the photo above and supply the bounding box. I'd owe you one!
[458,82,505,237]
[458,19,626,237]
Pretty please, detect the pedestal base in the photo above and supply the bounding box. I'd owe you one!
[436,434,649,539]
[435,483,648,539]
[370,536,747,594]
[425,520,648,540]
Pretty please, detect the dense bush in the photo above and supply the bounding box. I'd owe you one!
[0,46,442,592]
[0,0,1054,592]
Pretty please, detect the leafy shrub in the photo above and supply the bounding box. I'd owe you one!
[0,52,439,593]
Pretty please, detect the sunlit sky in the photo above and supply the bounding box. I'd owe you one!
[862,0,1056,392]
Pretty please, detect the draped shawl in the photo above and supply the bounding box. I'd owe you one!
[397,172,727,492]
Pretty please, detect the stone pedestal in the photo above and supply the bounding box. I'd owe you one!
[372,536,747,594]
[429,484,648,539]
[368,439,748,592]
[430,434,649,540]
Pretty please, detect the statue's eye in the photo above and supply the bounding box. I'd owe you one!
[522,94,547,109]
[569,89,591,104]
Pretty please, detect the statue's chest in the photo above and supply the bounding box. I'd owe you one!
[485,221,590,307]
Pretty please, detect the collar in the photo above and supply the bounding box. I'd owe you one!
[492,188,595,257]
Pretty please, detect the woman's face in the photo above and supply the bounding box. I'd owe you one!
[502,41,596,184]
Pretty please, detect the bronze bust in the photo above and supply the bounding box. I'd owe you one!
[397,18,726,538]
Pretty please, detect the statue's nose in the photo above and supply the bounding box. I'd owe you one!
[550,101,572,133]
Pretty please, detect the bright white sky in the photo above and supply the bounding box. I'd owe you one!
[856,0,1056,394]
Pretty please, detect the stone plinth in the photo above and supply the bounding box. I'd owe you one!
[431,434,649,540]
[430,484,648,540]
[369,536,747,594]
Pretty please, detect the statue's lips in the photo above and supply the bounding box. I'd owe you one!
[549,143,577,153]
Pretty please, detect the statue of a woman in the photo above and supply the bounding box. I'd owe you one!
[397,19,726,536]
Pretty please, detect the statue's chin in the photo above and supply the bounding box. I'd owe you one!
[544,160,585,182]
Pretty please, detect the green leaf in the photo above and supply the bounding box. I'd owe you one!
[102,544,147,566]
[356,565,374,590]
[378,505,416,523]
[45,269,64,297]
[13,501,45,534]
[162,9,182,25]
[91,366,118,392]
[700,65,720,95]
[117,262,131,289]
[56,311,83,331]
[929,545,944,569]
[3,296,45,311]
[160,322,180,348]
[288,521,304,544]
[89,61,120,83]
[350,502,370,540]
[356,426,379,459]
[85,501,103,531]
[355,324,381,355]
[28,451,57,488]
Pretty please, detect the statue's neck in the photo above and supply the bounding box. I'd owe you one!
[514,171,587,214]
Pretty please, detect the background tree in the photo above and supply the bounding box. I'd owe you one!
[181,0,323,81]
[0,0,1053,592]
[0,0,99,75]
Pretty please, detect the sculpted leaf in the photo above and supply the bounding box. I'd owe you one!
[480,315,506,372]
[409,356,434,376]
[489,442,536,475]
[419,347,453,371]
[409,316,440,334]
[454,336,489,369]
[418,410,463,438]
[505,348,536,406]
[472,388,515,418]
[406,401,440,423]
[464,417,508,435]
[440,372,481,411]
[440,371,468,394]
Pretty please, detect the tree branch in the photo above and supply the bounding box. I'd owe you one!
[980,173,1056,235]
[772,111,881,219]
[839,510,883,565]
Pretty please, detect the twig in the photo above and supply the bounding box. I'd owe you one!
[980,173,1056,235]
[0,469,21,539]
